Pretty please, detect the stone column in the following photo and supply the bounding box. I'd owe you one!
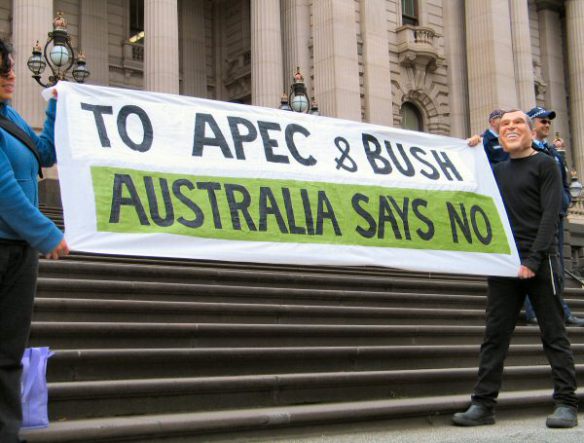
[144,0,179,93]
[510,0,536,110]
[360,0,392,126]
[282,0,311,96]
[539,3,571,167]
[251,0,283,107]
[80,0,109,86]
[443,0,469,137]
[465,0,518,135]
[11,0,53,130]
[180,0,207,97]
[566,0,584,179]
[313,0,361,121]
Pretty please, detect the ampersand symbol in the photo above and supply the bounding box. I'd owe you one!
[334,136,358,172]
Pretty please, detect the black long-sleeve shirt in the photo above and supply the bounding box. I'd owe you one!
[493,151,561,272]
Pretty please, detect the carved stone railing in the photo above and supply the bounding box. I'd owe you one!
[396,25,442,68]
[122,41,144,71]
[568,198,584,222]
[396,25,443,91]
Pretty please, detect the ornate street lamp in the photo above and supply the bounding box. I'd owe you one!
[570,174,583,201]
[281,67,319,115]
[27,12,90,87]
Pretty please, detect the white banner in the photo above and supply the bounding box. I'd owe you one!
[46,82,519,276]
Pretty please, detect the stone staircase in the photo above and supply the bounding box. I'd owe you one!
[21,207,584,442]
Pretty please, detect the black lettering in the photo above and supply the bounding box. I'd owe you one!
[410,147,440,180]
[259,187,289,233]
[258,121,289,164]
[316,191,341,236]
[193,113,233,158]
[143,177,174,227]
[197,182,223,229]
[432,150,463,181]
[300,189,315,235]
[227,116,257,160]
[282,188,306,234]
[385,142,415,177]
[412,199,434,241]
[117,105,153,152]
[80,103,113,147]
[285,124,315,166]
[387,196,411,240]
[172,179,204,228]
[224,183,257,231]
[109,174,150,225]
[447,202,472,244]
[362,133,391,174]
[378,196,402,239]
[470,205,492,245]
[352,193,376,239]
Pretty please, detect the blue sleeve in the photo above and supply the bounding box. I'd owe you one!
[11,99,57,167]
[0,146,63,253]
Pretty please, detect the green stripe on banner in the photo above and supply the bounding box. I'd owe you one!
[91,166,511,254]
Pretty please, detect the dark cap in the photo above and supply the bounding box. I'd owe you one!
[488,109,504,121]
[527,106,556,120]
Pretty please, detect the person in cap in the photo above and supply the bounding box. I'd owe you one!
[453,109,578,429]
[0,39,69,443]
[467,109,507,165]
[522,106,584,327]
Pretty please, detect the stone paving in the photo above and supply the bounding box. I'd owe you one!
[222,411,584,443]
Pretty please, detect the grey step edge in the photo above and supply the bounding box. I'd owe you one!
[22,390,584,442]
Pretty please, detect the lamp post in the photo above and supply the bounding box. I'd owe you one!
[279,67,319,115]
[27,12,90,88]
[570,173,583,202]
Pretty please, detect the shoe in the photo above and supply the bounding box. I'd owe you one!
[546,405,578,428]
[526,317,538,325]
[452,404,495,426]
[565,315,584,327]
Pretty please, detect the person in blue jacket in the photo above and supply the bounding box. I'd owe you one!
[0,39,69,443]
[481,109,506,164]
[522,107,584,327]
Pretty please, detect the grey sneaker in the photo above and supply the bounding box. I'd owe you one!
[546,405,578,428]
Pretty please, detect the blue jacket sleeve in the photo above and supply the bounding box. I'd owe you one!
[11,98,57,167]
[0,146,63,253]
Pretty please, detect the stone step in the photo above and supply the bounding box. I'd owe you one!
[36,276,491,308]
[39,256,486,286]
[22,390,584,442]
[38,259,491,294]
[29,322,584,349]
[34,278,584,313]
[46,365,584,422]
[33,297,486,325]
[47,344,584,382]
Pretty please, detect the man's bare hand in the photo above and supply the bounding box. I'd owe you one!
[45,238,69,260]
[518,265,535,279]
[467,134,482,147]
[553,137,565,149]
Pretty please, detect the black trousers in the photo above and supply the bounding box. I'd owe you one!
[472,256,578,409]
[0,243,38,443]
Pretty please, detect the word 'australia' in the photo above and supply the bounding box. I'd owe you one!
[109,174,341,236]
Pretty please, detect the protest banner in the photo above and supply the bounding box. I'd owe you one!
[46,82,520,276]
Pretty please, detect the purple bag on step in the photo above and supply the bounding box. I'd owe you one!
[20,347,54,430]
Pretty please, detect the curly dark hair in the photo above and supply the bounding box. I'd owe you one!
[0,39,13,77]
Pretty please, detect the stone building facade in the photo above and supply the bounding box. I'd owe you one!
[2,0,583,179]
